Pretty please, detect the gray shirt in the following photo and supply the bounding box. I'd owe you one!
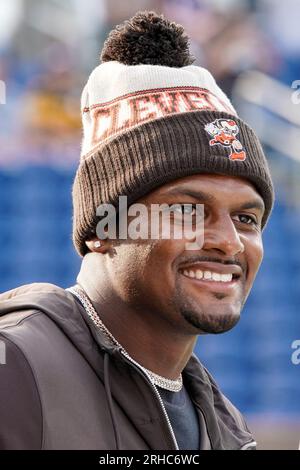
[158,385,200,450]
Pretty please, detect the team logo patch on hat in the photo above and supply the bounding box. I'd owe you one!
[204,119,246,161]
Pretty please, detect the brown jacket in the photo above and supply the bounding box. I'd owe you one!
[0,275,256,450]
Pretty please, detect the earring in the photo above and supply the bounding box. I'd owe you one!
[94,240,102,248]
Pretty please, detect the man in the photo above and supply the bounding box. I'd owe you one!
[0,11,274,450]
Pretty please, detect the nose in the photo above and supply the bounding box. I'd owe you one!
[203,215,244,257]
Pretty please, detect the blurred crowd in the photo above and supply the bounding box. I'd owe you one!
[1,0,300,167]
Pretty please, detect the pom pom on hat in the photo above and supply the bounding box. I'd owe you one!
[100,11,195,67]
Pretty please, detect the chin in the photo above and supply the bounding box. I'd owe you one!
[181,308,241,334]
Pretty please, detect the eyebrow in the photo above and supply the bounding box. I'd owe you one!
[164,189,215,203]
[238,200,265,213]
[164,189,265,214]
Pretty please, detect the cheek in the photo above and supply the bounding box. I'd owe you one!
[109,238,183,303]
[145,238,185,278]
[106,240,163,299]
[109,242,152,283]
[245,235,264,287]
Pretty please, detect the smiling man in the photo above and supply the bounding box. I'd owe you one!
[0,12,274,450]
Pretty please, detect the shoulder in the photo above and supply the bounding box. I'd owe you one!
[0,281,70,306]
[0,282,74,331]
[0,282,81,364]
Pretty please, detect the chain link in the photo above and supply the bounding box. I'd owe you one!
[67,286,183,392]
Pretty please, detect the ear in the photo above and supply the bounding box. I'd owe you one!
[85,238,108,253]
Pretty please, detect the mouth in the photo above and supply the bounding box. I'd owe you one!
[178,262,242,292]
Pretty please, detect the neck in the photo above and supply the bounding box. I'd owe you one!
[77,253,197,380]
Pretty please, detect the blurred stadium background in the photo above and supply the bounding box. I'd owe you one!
[1,0,300,449]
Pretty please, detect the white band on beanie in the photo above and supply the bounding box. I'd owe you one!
[81,61,236,158]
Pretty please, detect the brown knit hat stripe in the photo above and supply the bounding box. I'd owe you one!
[72,110,274,256]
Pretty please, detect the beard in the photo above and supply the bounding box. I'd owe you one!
[180,306,240,334]
[175,281,246,334]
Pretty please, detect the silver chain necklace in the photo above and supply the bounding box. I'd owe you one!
[67,286,183,392]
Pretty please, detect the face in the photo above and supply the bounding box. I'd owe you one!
[100,174,265,336]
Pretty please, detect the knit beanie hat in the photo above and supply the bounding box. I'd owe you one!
[72,11,274,256]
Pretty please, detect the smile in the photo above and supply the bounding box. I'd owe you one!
[181,269,234,283]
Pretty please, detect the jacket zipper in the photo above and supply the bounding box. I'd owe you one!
[120,350,179,450]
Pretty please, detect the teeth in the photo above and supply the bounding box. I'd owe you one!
[221,273,232,282]
[182,269,233,282]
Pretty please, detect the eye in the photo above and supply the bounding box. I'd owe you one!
[233,214,258,226]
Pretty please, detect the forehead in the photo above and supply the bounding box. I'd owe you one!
[150,173,263,203]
